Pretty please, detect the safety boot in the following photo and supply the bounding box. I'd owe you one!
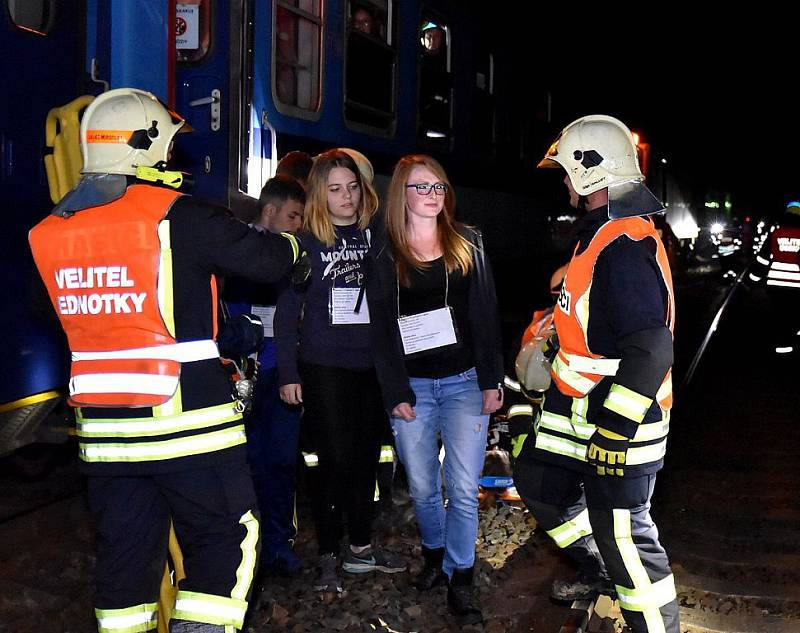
[413,546,446,591]
[447,567,483,625]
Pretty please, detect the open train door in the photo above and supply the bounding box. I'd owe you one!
[173,0,244,206]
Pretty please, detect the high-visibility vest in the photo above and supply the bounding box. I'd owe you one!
[766,224,800,289]
[29,184,220,407]
[551,216,675,409]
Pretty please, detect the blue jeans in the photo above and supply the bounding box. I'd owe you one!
[391,368,489,576]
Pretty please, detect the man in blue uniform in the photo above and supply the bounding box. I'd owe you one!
[224,175,306,577]
[514,115,680,633]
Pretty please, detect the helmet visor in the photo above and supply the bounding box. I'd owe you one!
[608,180,665,219]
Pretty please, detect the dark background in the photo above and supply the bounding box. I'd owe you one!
[494,13,797,219]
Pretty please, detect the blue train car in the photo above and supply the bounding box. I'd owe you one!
[0,0,554,455]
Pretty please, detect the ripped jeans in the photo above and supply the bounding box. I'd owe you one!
[391,368,489,576]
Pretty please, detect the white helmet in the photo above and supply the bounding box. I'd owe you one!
[515,334,556,393]
[539,114,664,218]
[80,88,187,175]
[336,147,374,184]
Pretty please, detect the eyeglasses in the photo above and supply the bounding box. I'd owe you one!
[406,182,449,196]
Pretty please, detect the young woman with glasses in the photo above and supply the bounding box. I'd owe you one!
[274,149,406,595]
[366,154,504,624]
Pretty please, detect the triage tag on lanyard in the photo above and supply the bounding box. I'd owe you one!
[397,307,458,355]
[250,305,276,337]
[330,287,370,325]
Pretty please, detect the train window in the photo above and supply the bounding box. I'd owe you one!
[344,1,396,132]
[273,0,323,116]
[418,16,452,145]
[472,52,496,156]
[7,0,55,35]
[175,0,211,63]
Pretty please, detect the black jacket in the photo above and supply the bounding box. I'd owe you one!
[366,223,504,412]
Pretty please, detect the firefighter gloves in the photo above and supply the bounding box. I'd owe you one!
[587,427,630,476]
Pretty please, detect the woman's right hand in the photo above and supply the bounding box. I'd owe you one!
[279,383,303,405]
[391,402,416,421]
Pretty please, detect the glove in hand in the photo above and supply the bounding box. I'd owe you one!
[587,428,629,476]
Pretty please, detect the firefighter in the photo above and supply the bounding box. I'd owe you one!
[514,115,680,633]
[28,88,305,633]
[749,201,800,353]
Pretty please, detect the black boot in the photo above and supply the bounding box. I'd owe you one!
[413,546,446,591]
[447,567,483,625]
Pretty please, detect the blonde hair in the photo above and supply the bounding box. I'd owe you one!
[303,149,379,246]
[385,154,473,285]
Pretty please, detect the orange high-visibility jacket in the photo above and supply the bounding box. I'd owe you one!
[29,185,219,407]
[551,216,675,409]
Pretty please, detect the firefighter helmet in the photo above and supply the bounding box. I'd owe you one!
[337,147,374,184]
[515,333,557,393]
[80,88,187,176]
[539,114,664,218]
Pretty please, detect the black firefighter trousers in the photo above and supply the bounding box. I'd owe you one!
[514,458,680,633]
[88,462,259,633]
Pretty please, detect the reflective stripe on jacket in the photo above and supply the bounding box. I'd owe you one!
[29,185,220,407]
[529,215,675,475]
[551,216,675,409]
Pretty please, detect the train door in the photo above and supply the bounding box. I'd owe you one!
[173,0,240,205]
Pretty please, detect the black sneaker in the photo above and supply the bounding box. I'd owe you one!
[342,545,407,574]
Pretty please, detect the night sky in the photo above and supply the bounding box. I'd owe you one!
[501,17,796,221]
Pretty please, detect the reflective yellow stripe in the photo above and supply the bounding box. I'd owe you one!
[77,402,242,438]
[157,220,176,338]
[627,440,667,465]
[507,404,533,418]
[280,232,300,262]
[539,410,593,440]
[0,390,61,413]
[379,446,394,463]
[632,418,669,443]
[504,375,522,392]
[613,509,673,633]
[552,355,599,393]
[79,425,246,462]
[232,510,259,601]
[616,574,677,611]
[756,254,770,265]
[571,394,589,425]
[173,591,248,628]
[511,433,528,458]
[560,353,620,375]
[535,432,586,460]
[545,509,593,548]
[153,383,182,417]
[302,451,319,467]
[96,603,157,633]
[604,384,653,423]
